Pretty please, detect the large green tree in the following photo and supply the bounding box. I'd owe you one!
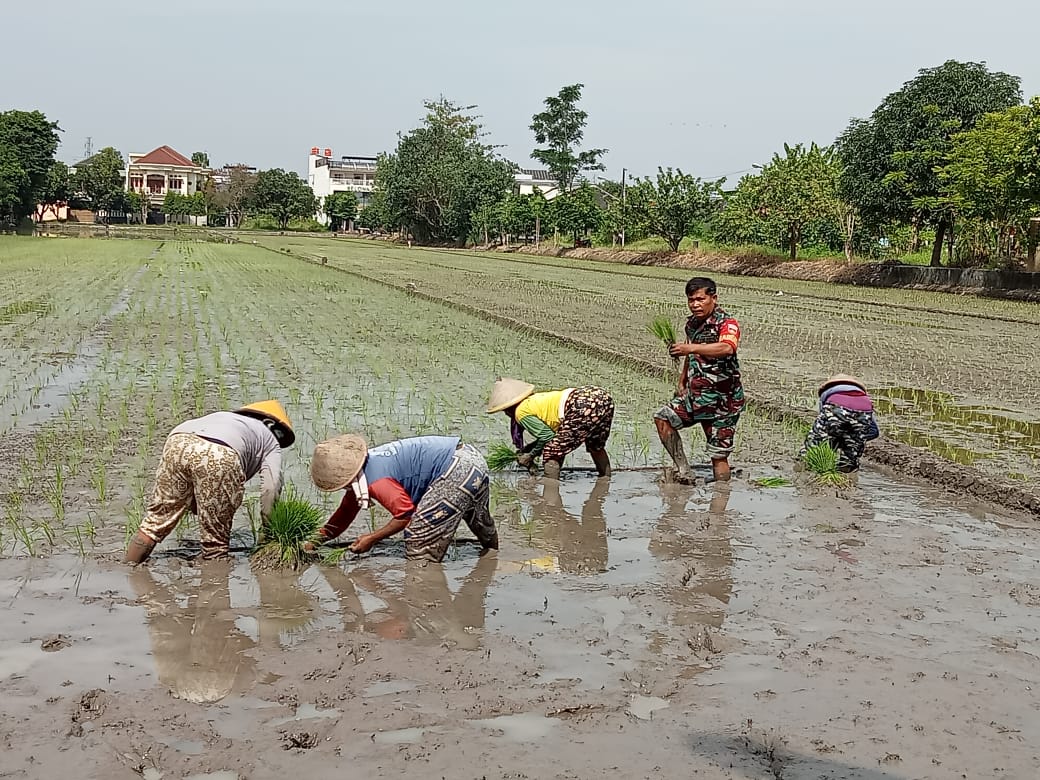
[251,168,316,229]
[34,160,70,221]
[546,183,602,240]
[73,146,127,220]
[0,110,61,224]
[627,168,722,252]
[939,104,1037,260]
[837,60,1021,265]
[323,191,359,231]
[191,151,209,168]
[530,84,606,193]
[378,98,515,244]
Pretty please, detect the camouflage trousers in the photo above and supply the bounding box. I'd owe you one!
[801,404,873,472]
[139,433,246,559]
[405,444,499,563]
[655,385,745,459]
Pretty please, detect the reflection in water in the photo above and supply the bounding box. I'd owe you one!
[130,561,258,704]
[648,482,735,670]
[319,555,498,649]
[514,477,611,574]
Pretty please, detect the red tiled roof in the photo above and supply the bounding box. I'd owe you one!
[132,145,197,168]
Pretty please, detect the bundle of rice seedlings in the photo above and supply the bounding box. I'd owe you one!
[753,476,792,488]
[250,486,325,570]
[801,443,849,488]
[647,315,681,369]
[486,442,520,472]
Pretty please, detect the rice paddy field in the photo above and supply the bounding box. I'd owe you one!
[2,234,1040,779]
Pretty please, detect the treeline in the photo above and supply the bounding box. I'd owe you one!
[364,61,1040,267]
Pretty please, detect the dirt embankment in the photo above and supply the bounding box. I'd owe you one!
[506,244,1040,301]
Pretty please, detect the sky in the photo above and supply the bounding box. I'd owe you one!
[4,0,1038,183]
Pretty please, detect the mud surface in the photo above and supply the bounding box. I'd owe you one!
[3,470,1038,779]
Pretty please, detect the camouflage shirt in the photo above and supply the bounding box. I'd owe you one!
[683,307,745,413]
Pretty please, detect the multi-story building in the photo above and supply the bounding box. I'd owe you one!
[126,145,210,208]
[307,147,377,225]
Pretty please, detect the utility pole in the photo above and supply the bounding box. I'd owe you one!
[83,137,93,159]
[620,167,626,249]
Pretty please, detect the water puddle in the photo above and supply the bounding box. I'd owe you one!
[372,726,426,744]
[875,386,1040,465]
[269,703,340,725]
[468,712,556,741]
[629,694,670,720]
[158,736,206,755]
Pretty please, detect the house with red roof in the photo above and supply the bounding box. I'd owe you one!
[126,145,211,216]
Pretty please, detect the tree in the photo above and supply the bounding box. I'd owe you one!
[837,60,1021,266]
[497,192,539,242]
[938,104,1035,260]
[356,189,392,232]
[33,160,70,221]
[251,168,316,229]
[125,190,146,224]
[715,143,846,260]
[323,191,359,231]
[627,168,723,252]
[191,151,209,168]
[0,110,61,224]
[530,84,606,193]
[214,165,256,227]
[378,98,515,244]
[73,147,127,221]
[546,184,602,240]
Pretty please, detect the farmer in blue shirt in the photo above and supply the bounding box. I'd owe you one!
[307,435,499,562]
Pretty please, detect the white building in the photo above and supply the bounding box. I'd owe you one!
[307,147,377,225]
[515,168,560,199]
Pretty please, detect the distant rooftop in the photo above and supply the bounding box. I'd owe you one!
[131,145,199,168]
[518,168,554,181]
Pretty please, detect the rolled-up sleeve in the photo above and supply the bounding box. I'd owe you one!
[259,448,283,519]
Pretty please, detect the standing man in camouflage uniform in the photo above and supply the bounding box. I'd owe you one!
[654,277,744,483]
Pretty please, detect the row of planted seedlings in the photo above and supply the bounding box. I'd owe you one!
[1,242,244,556]
[0,241,140,427]
[253,232,1040,326]
[297,239,1040,482]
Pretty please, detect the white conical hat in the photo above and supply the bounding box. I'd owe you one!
[818,374,866,395]
[486,378,535,414]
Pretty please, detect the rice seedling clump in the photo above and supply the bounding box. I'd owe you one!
[486,442,519,471]
[251,486,325,570]
[801,443,850,488]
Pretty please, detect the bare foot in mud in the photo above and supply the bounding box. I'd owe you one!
[664,467,700,486]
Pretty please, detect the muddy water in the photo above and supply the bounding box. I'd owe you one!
[1,470,1038,778]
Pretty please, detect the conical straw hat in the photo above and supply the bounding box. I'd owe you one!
[818,374,866,395]
[486,378,535,414]
[234,400,295,447]
[311,434,368,492]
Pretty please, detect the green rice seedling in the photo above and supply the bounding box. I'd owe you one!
[802,443,849,488]
[251,486,324,570]
[486,442,519,471]
[753,476,792,488]
[646,314,678,347]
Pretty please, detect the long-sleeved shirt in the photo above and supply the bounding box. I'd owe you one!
[319,436,460,541]
[172,412,283,516]
[513,389,573,455]
[819,384,880,440]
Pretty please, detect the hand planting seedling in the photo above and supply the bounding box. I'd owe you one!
[486,442,520,471]
[251,486,325,570]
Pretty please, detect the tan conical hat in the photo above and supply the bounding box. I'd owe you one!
[487,378,535,414]
[818,374,866,395]
[311,434,368,491]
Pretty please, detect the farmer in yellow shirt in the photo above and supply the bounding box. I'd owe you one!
[487,378,614,479]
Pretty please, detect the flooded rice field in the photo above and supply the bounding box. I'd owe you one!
[1,236,1039,778]
[3,470,1039,778]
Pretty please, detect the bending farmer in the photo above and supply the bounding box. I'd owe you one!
[487,378,614,479]
[801,374,880,472]
[125,400,295,563]
[308,434,499,562]
[654,277,744,483]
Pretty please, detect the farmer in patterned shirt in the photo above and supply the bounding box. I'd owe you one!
[801,374,880,472]
[654,277,744,483]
